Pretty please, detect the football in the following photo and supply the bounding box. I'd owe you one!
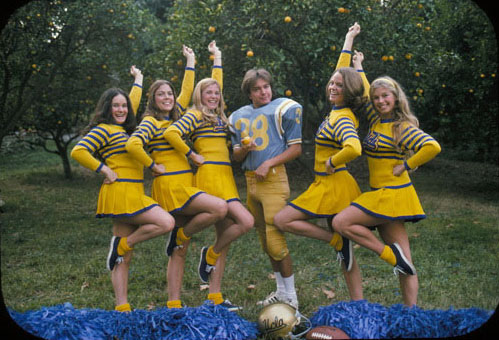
[305,325,350,340]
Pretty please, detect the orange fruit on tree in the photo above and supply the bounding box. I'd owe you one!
[284,16,292,23]
[285,89,292,96]
[209,26,216,33]
[381,55,388,62]
[246,50,254,57]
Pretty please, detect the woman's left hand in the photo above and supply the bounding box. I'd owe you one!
[325,158,336,174]
[393,164,405,176]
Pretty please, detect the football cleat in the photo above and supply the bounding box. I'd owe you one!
[390,242,416,275]
[257,291,299,310]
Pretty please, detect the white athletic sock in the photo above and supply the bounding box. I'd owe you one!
[274,272,285,294]
[282,274,296,296]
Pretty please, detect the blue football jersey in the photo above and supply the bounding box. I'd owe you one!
[229,97,302,171]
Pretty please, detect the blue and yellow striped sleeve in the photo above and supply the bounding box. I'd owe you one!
[329,116,361,166]
[126,117,156,168]
[399,125,441,170]
[164,111,200,156]
[71,126,108,172]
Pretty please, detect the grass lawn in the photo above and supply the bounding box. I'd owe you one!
[1,144,498,325]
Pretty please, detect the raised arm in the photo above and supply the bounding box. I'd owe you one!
[176,45,196,114]
[129,65,143,116]
[209,40,223,91]
[336,22,361,69]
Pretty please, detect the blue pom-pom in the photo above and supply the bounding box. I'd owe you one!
[9,301,258,340]
[310,300,493,339]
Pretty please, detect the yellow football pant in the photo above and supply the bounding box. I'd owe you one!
[245,165,290,261]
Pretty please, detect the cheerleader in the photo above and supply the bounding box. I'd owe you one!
[273,23,365,301]
[70,67,175,312]
[164,46,254,311]
[126,43,229,309]
[333,51,441,306]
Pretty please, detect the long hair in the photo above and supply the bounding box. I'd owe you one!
[326,67,368,117]
[82,88,136,135]
[191,78,228,126]
[369,76,419,148]
[143,80,180,121]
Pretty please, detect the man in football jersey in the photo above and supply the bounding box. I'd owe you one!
[229,68,302,309]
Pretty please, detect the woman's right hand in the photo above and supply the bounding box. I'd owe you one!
[182,45,195,67]
[101,166,118,184]
[189,152,205,167]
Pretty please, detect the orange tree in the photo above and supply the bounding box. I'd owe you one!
[0,0,162,178]
[149,0,496,161]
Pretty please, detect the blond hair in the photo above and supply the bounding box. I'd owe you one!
[370,76,419,149]
[191,78,228,126]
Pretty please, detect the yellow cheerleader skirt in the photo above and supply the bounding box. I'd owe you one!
[289,168,361,218]
[96,179,158,218]
[351,182,425,222]
[194,162,240,202]
[152,170,204,213]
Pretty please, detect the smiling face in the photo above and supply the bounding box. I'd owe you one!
[154,83,175,113]
[327,72,345,106]
[201,83,221,110]
[372,87,396,117]
[111,94,128,124]
[249,78,272,108]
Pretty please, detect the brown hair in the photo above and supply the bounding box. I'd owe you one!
[241,68,273,98]
[143,80,180,121]
[326,67,368,116]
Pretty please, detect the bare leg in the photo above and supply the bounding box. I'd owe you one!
[110,221,135,307]
[167,238,191,302]
[117,206,175,247]
[212,201,254,253]
[274,205,334,242]
[378,222,418,306]
[178,193,228,236]
[333,205,387,255]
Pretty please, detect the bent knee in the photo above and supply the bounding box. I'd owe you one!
[241,213,255,233]
[332,213,348,233]
[272,212,288,232]
[159,213,175,234]
[213,199,229,220]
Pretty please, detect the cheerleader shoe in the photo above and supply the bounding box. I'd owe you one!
[390,243,416,275]
[166,226,180,256]
[337,236,353,272]
[198,247,215,283]
[106,236,123,271]
[219,299,243,312]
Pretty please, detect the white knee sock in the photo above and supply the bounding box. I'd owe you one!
[274,272,285,294]
[282,274,296,296]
